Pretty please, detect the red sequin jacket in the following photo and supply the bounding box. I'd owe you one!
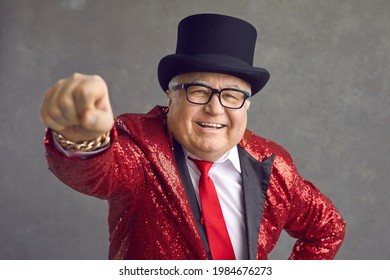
[44,106,346,259]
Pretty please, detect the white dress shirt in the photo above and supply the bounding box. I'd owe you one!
[183,146,248,260]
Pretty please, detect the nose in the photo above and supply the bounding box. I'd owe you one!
[204,93,225,115]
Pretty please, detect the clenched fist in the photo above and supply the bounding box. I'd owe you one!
[40,73,114,142]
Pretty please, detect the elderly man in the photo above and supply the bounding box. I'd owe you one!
[41,14,346,260]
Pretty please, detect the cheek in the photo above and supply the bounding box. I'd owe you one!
[229,113,247,137]
[167,101,195,135]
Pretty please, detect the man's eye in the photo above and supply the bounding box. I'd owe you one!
[223,91,244,100]
[223,93,238,100]
[191,90,208,95]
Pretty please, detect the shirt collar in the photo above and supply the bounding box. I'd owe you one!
[183,145,241,173]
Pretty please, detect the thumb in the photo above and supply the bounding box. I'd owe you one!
[82,109,114,133]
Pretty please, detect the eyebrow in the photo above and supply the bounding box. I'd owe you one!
[191,79,208,85]
[190,79,245,90]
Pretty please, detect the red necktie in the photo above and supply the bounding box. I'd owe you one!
[190,157,235,260]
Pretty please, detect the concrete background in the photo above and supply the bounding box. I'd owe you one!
[1,0,389,259]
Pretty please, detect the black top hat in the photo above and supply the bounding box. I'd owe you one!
[158,14,270,96]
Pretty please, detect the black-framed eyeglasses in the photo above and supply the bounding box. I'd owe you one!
[170,83,250,109]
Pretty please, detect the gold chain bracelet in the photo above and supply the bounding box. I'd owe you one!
[52,130,111,152]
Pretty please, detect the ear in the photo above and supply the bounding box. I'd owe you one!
[166,90,173,107]
[246,99,251,110]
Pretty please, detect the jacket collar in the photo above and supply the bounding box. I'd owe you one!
[238,145,274,259]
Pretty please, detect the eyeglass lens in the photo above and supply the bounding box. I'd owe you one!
[186,84,246,108]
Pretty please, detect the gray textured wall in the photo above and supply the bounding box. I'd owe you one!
[1,0,389,260]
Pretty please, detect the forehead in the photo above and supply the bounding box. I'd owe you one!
[172,72,250,89]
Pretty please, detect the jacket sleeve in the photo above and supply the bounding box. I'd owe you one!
[44,126,146,200]
[282,159,346,259]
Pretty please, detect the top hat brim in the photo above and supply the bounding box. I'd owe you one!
[158,53,270,96]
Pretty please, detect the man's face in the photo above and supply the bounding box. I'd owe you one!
[166,72,251,161]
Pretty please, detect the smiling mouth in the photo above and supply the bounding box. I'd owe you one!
[196,122,226,129]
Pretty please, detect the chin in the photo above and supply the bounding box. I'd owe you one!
[198,143,226,155]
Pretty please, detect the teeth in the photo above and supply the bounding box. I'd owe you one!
[198,122,224,128]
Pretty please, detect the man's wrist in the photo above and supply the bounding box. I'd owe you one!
[52,130,111,152]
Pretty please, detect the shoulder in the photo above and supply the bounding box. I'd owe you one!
[239,129,296,169]
[114,106,171,148]
[115,106,168,135]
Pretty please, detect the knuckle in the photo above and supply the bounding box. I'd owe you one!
[58,97,73,111]
[44,86,56,98]
[50,79,65,89]
[70,72,82,79]
[56,78,66,85]
[47,106,62,120]
[91,75,107,88]
[91,74,103,82]
[74,85,91,100]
